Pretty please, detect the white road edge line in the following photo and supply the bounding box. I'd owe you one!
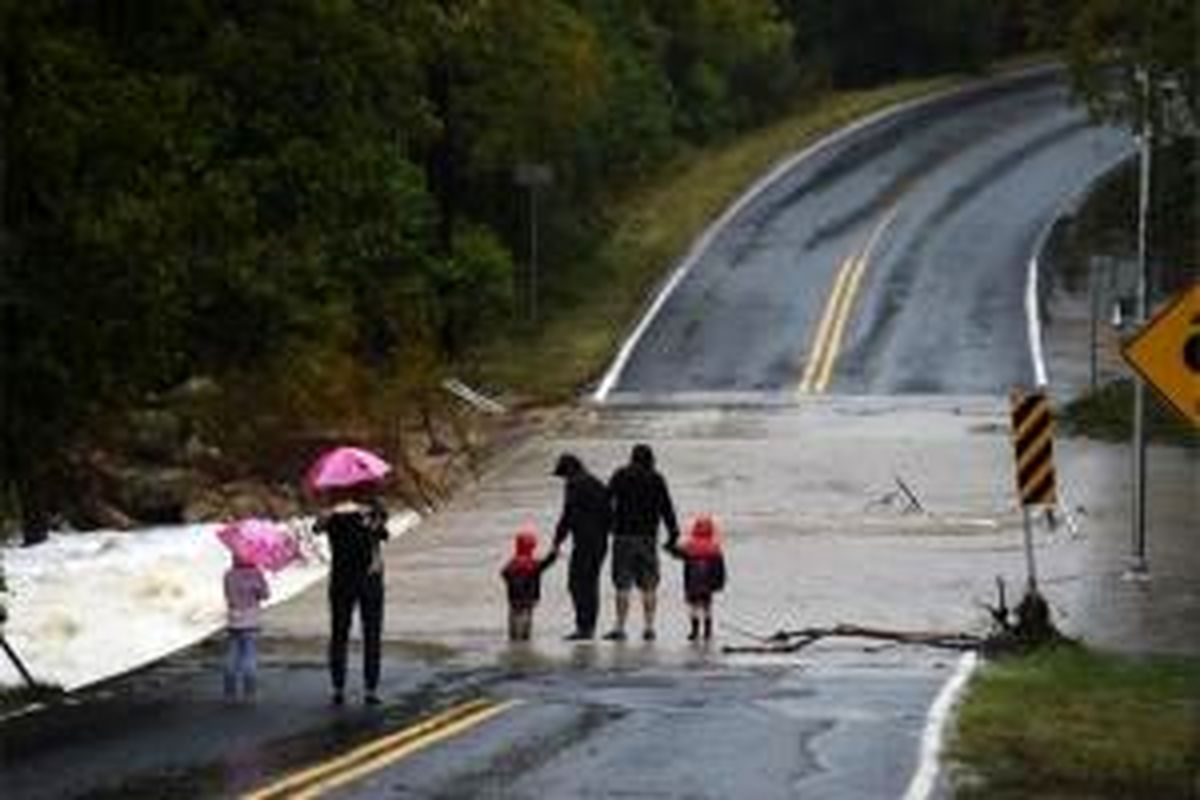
[1026,237,1049,388]
[1023,146,1136,390]
[902,650,979,800]
[591,65,1061,403]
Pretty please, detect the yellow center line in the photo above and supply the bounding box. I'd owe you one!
[799,253,855,393]
[799,207,899,395]
[243,698,518,800]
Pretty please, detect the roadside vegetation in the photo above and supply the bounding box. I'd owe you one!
[950,646,1200,798]
[0,0,1032,535]
[472,75,957,397]
[1060,379,1198,444]
[1,1,1193,537]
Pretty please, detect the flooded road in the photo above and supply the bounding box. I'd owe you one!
[4,398,1193,799]
[4,69,1193,799]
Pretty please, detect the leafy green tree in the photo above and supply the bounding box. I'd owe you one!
[643,0,795,137]
[1034,0,1198,289]
[1,1,440,528]
[780,0,1010,87]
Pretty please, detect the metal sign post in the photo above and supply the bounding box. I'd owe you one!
[1128,70,1153,577]
[1010,389,1058,592]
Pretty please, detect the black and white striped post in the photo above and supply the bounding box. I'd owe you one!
[1010,388,1057,591]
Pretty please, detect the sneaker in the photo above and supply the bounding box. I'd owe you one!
[364,692,381,706]
[331,691,345,706]
[602,629,627,642]
[642,629,656,642]
[564,631,592,641]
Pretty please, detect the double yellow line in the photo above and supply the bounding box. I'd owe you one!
[244,698,517,800]
[798,208,899,394]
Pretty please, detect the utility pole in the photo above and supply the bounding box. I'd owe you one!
[1127,67,1152,578]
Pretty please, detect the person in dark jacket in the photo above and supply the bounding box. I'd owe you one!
[667,514,727,641]
[605,443,680,642]
[313,488,389,705]
[552,453,611,640]
[500,525,559,641]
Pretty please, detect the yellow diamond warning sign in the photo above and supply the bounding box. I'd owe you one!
[1122,281,1200,427]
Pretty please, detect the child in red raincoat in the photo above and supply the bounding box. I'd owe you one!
[668,515,727,641]
[500,526,559,641]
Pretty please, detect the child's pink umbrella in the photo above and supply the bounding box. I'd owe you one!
[216,518,301,572]
[304,446,392,494]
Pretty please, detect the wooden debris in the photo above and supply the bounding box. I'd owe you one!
[722,623,984,654]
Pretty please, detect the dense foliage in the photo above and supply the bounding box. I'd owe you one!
[1027,0,1198,289]
[0,1,1047,531]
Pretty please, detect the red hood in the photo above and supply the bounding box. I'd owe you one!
[507,526,540,573]
[682,515,721,558]
[515,531,537,557]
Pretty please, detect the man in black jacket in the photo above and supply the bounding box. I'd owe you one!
[552,453,611,640]
[605,443,680,641]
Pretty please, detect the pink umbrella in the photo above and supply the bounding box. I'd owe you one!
[216,518,301,572]
[304,446,392,494]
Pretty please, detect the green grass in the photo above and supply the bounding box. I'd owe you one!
[950,646,1200,799]
[472,75,963,400]
[1060,379,1198,445]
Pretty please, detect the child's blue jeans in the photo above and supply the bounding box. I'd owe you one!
[224,628,258,699]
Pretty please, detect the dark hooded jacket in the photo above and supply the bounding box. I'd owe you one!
[608,445,680,544]
[552,454,611,553]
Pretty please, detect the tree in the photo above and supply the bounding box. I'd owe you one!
[1037,0,1198,286]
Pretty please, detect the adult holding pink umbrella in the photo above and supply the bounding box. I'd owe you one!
[307,445,392,706]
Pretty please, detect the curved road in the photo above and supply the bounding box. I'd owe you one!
[606,69,1134,399]
[1,70,1140,800]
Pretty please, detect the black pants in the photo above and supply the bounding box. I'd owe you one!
[328,574,384,692]
[568,547,606,635]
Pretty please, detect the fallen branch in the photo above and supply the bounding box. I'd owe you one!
[722,623,984,654]
[724,582,1070,657]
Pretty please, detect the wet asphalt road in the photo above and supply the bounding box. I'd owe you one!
[1,70,1152,799]
[2,635,953,799]
[610,69,1133,397]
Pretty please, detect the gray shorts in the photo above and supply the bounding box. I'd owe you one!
[611,536,659,591]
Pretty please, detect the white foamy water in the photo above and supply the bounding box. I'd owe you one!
[0,512,417,691]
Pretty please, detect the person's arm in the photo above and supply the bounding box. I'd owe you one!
[538,548,559,574]
[553,482,574,549]
[606,470,623,535]
[368,498,389,540]
[656,475,681,546]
